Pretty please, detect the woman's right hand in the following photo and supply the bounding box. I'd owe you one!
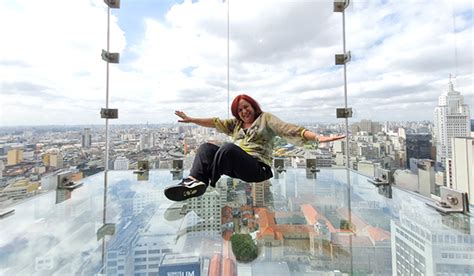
[175,110,194,123]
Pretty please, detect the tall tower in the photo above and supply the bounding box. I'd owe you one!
[81,128,92,148]
[433,78,470,167]
[447,137,474,196]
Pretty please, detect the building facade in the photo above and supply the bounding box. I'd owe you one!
[81,128,92,148]
[433,80,470,167]
[405,134,432,167]
[447,137,473,196]
[7,149,23,166]
[113,156,130,170]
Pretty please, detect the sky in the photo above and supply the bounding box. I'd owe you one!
[0,0,472,126]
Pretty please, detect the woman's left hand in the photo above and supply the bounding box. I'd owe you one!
[317,135,346,143]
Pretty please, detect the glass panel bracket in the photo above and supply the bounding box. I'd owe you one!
[306,158,320,179]
[134,161,150,181]
[134,160,150,172]
[273,158,286,179]
[335,52,351,65]
[336,108,353,118]
[368,168,393,186]
[100,108,118,119]
[101,50,120,64]
[57,171,83,190]
[368,168,393,198]
[97,223,116,241]
[333,0,350,12]
[426,187,470,214]
[170,159,184,180]
[104,0,120,9]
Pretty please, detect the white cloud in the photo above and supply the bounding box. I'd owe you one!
[0,0,472,125]
[0,0,126,125]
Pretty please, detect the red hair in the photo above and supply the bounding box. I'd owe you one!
[231,94,263,121]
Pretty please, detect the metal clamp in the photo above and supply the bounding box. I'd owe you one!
[336,108,353,118]
[104,0,120,9]
[275,166,286,174]
[97,223,116,241]
[101,50,120,64]
[335,51,351,65]
[333,0,350,12]
[100,108,118,119]
[273,158,286,176]
[134,161,150,181]
[57,171,83,190]
[170,159,183,172]
[170,159,184,180]
[306,158,320,179]
[134,161,150,173]
[306,159,320,173]
[368,168,392,187]
[426,187,470,214]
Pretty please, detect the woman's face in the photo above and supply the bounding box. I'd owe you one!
[238,99,256,124]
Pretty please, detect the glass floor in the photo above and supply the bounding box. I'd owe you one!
[1,169,473,275]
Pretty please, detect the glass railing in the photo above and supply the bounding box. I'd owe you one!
[1,1,473,275]
[1,168,473,275]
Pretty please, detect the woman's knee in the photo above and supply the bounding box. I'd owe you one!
[217,143,240,155]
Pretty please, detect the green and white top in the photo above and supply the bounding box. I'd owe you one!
[213,112,311,166]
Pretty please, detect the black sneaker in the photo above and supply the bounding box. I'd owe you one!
[164,178,207,201]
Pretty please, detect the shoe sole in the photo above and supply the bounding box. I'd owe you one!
[164,183,206,201]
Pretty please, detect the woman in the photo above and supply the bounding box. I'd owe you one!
[164,94,345,201]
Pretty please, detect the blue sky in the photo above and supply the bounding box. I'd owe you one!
[115,0,180,63]
[0,0,472,126]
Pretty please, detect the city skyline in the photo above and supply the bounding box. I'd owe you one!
[0,0,473,126]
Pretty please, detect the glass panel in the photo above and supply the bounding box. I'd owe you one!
[2,169,474,275]
[1,0,473,276]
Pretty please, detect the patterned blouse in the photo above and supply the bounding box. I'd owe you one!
[213,112,311,166]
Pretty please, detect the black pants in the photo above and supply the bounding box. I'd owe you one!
[190,143,273,187]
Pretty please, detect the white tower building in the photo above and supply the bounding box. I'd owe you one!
[81,128,92,148]
[447,137,474,196]
[113,156,130,170]
[433,78,470,167]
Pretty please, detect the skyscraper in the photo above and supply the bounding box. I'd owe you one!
[405,134,432,167]
[447,137,474,196]
[81,128,92,148]
[7,149,23,166]
[433,79,470,167]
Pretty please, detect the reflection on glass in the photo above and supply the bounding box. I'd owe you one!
[1,169,473,275]
[55,188,71,204]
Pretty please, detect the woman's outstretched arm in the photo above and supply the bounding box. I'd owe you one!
[303,130,345,143]
[175,110,215,128]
